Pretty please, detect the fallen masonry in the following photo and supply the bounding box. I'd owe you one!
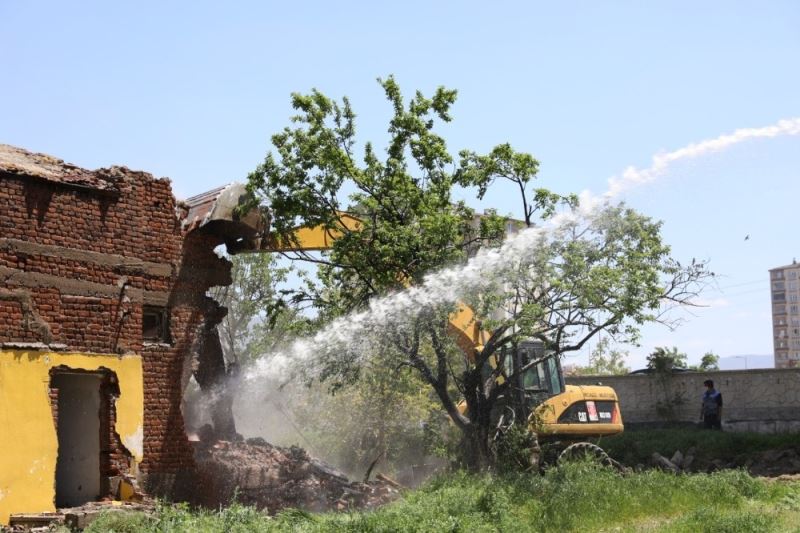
[648,447,800,477]
[193,437,402,513]
[2,438,401,532]
[5,501,155,532]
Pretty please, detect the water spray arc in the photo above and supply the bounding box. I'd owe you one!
[246,116,800,383]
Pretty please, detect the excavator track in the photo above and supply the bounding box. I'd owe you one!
[556,442,626,472]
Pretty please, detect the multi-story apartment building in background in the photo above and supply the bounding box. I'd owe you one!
[771,259,800,368]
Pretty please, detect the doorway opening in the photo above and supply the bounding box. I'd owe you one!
[51,371,103,508]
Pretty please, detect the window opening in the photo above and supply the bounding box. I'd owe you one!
[142,305,170,342]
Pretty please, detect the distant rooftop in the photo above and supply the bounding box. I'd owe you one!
[770,260,799,271]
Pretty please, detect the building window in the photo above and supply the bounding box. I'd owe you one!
[774,292,787,302]
[774,281,786,290]
[790,271,798,279]
[142,306,170,343]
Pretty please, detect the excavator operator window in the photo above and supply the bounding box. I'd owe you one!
[515,342,548,394]
[546,356,563,395]
[522,362,547,391]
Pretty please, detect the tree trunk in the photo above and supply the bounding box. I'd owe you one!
[529,428,542,469]
[510,344,528,423]
[460,424,492,472]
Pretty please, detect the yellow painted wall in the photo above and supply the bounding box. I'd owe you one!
[0,350,143,525]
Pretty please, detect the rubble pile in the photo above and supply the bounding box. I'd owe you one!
[649,447,800,477]
[4,500,155,532]
[744,448,800,477]
[193,436,402,513]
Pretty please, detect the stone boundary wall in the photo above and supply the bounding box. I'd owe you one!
[567,368,800,433]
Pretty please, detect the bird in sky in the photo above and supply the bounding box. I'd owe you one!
[744,235,750,241]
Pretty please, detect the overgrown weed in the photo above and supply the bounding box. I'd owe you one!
[83,465,793,532]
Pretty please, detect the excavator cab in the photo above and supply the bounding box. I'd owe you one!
[517,341,565,401]
[488,341,564,404]
[487,340,623,440]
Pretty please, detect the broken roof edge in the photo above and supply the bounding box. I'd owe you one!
[0,144,172,195]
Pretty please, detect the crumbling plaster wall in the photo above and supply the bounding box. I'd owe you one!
[0,350,143,525]
[567,368,800,432]
[0,149,244,522]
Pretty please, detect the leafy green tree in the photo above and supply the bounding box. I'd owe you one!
[446,206,710,466]
[306,204,711,470]
[245,78,712,470]
[569,337,631,376]
[689,351,720,372]
[699,351,720,371]
[646,346,693,421]
[245,77,572,469]
[245,76,569,314]
[457,143,577,227]
[647,346,688,373]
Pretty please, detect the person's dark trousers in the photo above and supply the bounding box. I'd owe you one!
[703,414,722,430]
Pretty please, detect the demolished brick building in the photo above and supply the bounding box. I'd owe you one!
[0,144,267,524]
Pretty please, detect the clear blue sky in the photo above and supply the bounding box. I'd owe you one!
[2,1,799,368]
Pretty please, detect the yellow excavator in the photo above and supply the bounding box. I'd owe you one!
[257,212,624,456]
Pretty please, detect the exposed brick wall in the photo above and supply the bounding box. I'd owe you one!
[0,170,182,260]
[0,298,39,341]
[59,296,115,353]
[0,287,56,342]
[0,173,180,356]
[1,158,231,497]
[48,385,59,427]
[99,373,130,479]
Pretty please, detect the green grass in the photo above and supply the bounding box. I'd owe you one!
[601,428,800,467]
[81,464,800,533]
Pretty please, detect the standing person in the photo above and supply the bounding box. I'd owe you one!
[700,379,723,430]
